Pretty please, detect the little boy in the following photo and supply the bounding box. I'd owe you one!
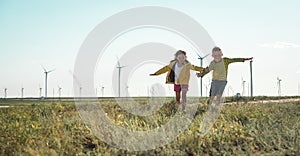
[197,46,253,106]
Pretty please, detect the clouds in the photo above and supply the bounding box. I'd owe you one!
[258,41,300,49]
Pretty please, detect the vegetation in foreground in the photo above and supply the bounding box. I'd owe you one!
[0,98,299,155]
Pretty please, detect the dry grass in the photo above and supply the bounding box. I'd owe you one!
[0,98,299,155]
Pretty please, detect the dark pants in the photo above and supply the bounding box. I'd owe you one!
[209,80,227,97]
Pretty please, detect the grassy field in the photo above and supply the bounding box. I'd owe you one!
[0,97,299,155]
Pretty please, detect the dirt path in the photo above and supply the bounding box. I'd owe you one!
[0,106,10,108]
[1,98,299,109]
[225,98,300,105]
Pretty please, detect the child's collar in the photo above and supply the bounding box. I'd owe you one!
[214,58,223,63]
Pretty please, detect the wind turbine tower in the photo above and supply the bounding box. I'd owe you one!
[241,77,246,96]
[58,86,62,99]
[195,52,209,97]
[250,60,253,97]
[79,87,82,97]
[4,88,7,99]
[228,85,235,97]
[248,83,250,97]
[21,87,24,99]
[101,86,104,97]
[125,84,129,97]
[69,70,82,98]
[116,58,126,97]
[39,86,42,97]
[42,66,55,98]
[277,77,282,96]
[95,87,98,97]
[298,83,300,95]
[205,77,211,97]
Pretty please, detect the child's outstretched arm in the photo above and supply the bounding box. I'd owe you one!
[149,65,170,76]
[191,64,205,72]
[225,57,253,64]
[244,57,253,61]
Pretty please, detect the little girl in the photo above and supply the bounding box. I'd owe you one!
[150,50,205,112]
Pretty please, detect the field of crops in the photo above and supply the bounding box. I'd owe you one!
[0,97,299,155]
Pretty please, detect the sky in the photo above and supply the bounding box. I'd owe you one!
[0,0,300,98]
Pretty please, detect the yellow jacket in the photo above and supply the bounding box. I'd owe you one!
[153,60,205,85]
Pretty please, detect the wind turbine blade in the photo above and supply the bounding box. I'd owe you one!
[116,56,121,67]
[203,53,210,59]
[194,50,210,59]
[48,69,56,73]
[194,51,201,58]
[41,64,47,72]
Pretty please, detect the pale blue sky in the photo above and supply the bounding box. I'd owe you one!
[1,0,300,97]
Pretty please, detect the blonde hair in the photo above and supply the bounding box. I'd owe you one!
[174,50,186,59]
[170,50,189,63]
[212,46,222,53]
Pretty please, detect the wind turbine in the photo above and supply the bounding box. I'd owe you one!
[228,85,235,97]
[150,85,158,97]
[241,77,246,96]
[21,87,24,99]
[95,87,98,97]
[125,84,129,97]
[39,85,42,97]
[205,77,211,97]
[79,87,82,97]
[52,88,55,99]
[69,70,82,98]
[116,57,126,97]
[205,84,209,97]
[41,65,55,98]
[195,51,209,97]
[101,86,105,97]
[248,83,250,97]
[298,83,300,95]
[277,77,282,96]
[249,60,253,97]
[4,88,7,99]
[58,85,62,99]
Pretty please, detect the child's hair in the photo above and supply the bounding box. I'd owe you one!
[171,50,189,63]
[174,50,186,58]
[212,46,222,53]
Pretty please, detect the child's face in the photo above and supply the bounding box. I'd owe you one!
[212,51,223,62]
[176,54,186,64]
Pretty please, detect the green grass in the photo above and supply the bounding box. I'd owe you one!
[0,98,299,155]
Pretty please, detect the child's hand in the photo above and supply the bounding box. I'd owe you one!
[196,72,203,77]
[244,57,253,61]
[205,67,209,72]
